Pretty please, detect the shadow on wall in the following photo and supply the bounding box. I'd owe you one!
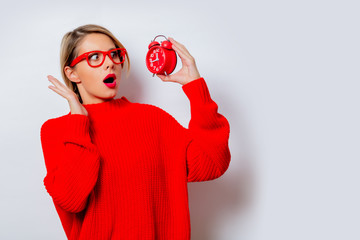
[188,91,256,240]
[188,155,255,240]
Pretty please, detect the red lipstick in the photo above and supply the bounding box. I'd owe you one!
[103,73,116,88]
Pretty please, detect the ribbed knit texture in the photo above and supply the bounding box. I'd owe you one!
[40,77,231,240]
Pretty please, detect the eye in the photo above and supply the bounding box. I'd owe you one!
[89,53,99,61]
[111,50,121,58]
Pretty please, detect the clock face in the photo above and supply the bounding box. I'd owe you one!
[147,47,166,73]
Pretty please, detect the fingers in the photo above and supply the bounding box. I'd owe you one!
[48,84,64,96]
[48,76,63,92]
[168,37,195,64]
[47,75,61,88]
[48,75,64,87]
[168,37,191,57]
[47,75,68,90]
[156,74,172,82]
[47,75,70,98]
[171,44,187,61]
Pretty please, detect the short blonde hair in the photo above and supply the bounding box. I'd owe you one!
[60,24,130,104]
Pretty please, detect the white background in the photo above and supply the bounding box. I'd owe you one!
[0,0,359,239]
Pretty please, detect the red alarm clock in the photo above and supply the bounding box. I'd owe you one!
[146,35,177,76]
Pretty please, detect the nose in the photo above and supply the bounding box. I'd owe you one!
[103,53,114,69]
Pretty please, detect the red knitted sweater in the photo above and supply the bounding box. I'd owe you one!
[40,77,231,240]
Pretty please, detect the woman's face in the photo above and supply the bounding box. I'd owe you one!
[66,33,123,105]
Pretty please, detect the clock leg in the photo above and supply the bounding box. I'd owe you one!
[164,71,167,76]
[153,73,155,77]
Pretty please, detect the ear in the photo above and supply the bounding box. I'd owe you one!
[64,66,81,83]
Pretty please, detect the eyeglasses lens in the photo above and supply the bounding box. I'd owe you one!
[111,49,124,64]
[87,49,124,67]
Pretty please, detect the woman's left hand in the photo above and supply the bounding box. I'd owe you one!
[156,37,201,86]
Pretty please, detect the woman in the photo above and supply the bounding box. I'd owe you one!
[40,24,231,240]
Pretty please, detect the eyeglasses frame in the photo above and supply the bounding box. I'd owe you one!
[69,47,127,68]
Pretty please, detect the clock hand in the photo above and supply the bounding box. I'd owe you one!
[154,54,159,61]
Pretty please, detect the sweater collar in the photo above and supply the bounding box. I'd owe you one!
[83,96,130,113]
[65,96,131,117]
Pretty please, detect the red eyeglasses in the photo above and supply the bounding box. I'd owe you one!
[69,48,127,68]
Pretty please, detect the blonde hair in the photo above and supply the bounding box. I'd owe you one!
[60,24,130,104]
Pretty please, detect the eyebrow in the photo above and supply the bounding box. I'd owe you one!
[79,47,117,55]
[90,47,116,52]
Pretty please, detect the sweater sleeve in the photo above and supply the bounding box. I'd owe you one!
[40,114,101,213]
[181,77,231,182]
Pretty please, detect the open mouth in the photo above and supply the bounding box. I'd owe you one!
[104,77,115,83]
[103,74,116,88]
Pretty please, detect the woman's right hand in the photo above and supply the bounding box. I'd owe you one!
[47,75,88,116]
